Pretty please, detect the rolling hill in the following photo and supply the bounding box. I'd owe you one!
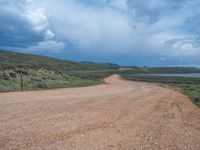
[0,50,117,92]
[0,50,118,72]
[1,50,200,92]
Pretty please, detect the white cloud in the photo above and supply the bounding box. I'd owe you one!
[160,57,166,61]
[38,0,134,53]
[25,40,65,53]
[26,7,48,32]
[170,41,200,57]
[1,0,200,66]
[45,29,55,39]
[109,0,128,10]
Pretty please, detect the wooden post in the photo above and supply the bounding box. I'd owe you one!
[20,72,23,92]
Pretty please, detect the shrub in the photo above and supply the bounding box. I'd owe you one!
[9,72,17,78]
[15,68,29,75]
[193,97,200,103]
[36,81,48,89]
[2,72,9,80]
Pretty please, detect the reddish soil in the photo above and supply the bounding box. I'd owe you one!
[0,75,200,150]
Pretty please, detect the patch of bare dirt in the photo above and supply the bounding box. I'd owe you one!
[0,75,200,150]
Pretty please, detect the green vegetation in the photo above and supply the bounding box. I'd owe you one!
[0,50,116,92]
[122,74,200,108]
[1,49,200,102]
[0,50,118,72]
[0,68,101,92]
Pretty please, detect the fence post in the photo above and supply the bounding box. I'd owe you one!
[20,72,23,92]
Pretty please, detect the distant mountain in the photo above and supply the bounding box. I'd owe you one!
[81,61,119,68]
[105,63,119,67]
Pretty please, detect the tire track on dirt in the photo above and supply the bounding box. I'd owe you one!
[0,75,200,150]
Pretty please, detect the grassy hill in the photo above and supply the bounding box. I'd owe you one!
[0,50,117,92]
[0,50,118,72]
[1,50,200,92]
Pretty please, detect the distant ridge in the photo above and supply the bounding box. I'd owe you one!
[81,61,119,67]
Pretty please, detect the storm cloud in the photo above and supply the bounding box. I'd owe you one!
[0,0,200,66]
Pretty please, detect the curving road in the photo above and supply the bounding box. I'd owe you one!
[0,75,200,150]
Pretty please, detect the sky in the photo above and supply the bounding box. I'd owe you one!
[0,0,200,66]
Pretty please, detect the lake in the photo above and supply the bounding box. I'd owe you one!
[147,74,200,78]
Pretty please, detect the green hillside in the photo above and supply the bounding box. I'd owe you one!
[0,50,117,92]
[0,50,118,72]
[1,50,200,92]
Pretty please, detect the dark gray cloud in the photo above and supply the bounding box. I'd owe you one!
[0,9,43,47]
[0,0,200,66]
[127,0,189,24]
[0,0,65,52]
[184,15,200,34]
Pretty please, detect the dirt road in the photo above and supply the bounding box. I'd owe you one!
[0,75,200,150]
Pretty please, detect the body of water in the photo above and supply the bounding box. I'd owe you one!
[147,74,200,78]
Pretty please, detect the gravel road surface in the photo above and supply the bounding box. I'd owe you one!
[0,75,200,150]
